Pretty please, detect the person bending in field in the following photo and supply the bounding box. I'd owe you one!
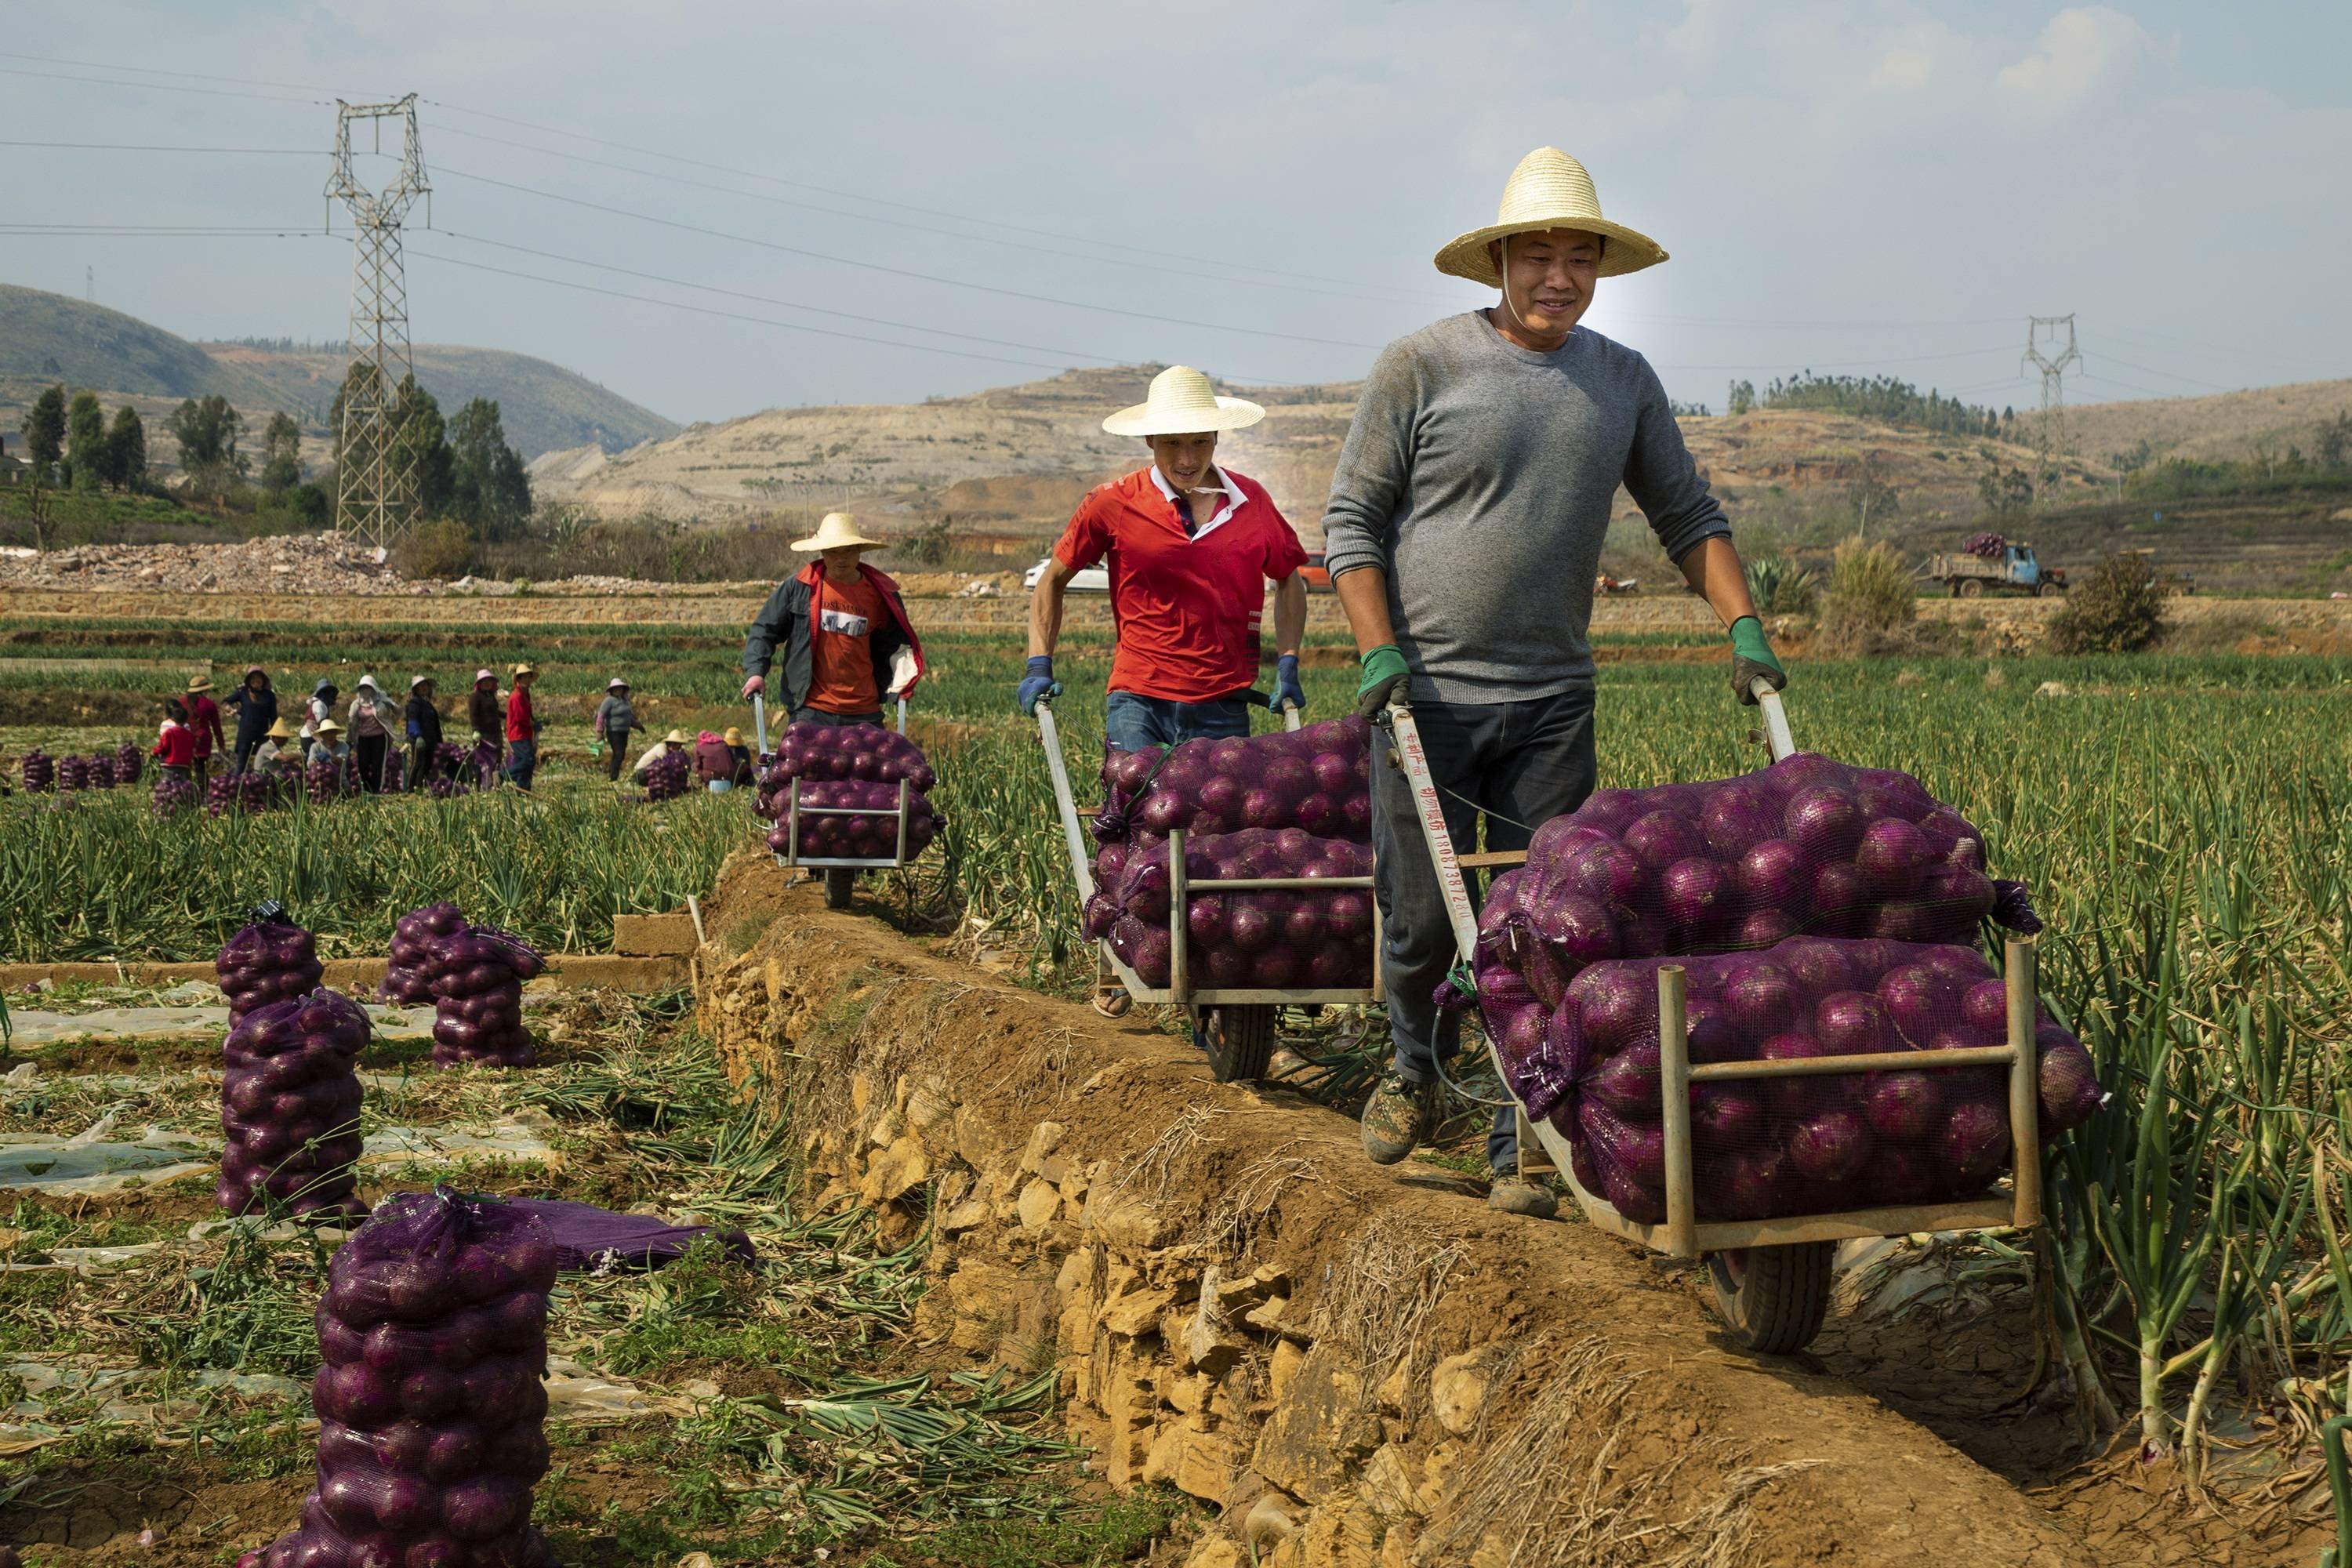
[1323,147,1787,1218]
[633,728,689,778]
[223,666,278,775]
[152,698,196,786]
[503,664,541,792]
[405,675,445,784]
[184,675,223,787]
[252,717,301,772]
[1021,365,1310,1017]
[307,718,348,768]
[740,513,926,728]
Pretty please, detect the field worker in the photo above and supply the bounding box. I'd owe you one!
[504,664,541,792]
[152,697,196,783]
[405,676,445,783]
[223,666,278,775]
[740,512,926,726]
[724,726,754,785]
[693,728,738,793]
[633,728,689,777]
[1021,366,1308,746]
[253,717,300,771]
[1323,147,1788,1219]
[347,675,398,794]
[307,717,348,768]
[303,679,338,743]
[184,675,223,787]
[593,678,636,782]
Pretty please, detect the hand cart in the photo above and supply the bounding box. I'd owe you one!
[1036,694,1382,1084]
[1380,681,2042,1354]
[764,695,921,910]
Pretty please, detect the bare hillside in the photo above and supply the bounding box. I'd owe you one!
[2053,379,2352,466]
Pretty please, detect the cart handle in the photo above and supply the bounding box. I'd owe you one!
[1280,698,1303,734]
[1033,695,1098,905]
[753,693,769,757]
[1751,679,1795,762]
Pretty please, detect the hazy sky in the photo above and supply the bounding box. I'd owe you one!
[4,2,2346,426]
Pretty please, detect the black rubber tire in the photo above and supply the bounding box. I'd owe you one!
[1958,578,1985,598]
[823,868,855,909]
[1201,1004,1276,1083]
[1708,1242,1835,1355]
[2037,580,2064,597]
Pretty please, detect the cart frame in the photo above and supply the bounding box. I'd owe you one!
[1380,680,2042,1352]
[763,696,920,909]
[1036,694,1383,1081]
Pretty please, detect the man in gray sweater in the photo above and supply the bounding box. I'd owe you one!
[1323,147,1787,1217]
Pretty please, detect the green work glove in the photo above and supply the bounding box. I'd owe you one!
[1355,644,1411,718]
[1730,615,1787,706]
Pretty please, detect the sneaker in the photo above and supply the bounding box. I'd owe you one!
[1360,1073,1436,1165]
[1488,1166,1559,1219]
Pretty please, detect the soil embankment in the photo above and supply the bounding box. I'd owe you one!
[695,856,2095,1567]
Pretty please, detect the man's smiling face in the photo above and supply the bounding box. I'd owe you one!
[1492,227,1602,339]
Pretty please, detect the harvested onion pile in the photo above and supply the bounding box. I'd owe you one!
[20,750,52,793]
[754,723,941,860]
[428,927,545,1069]
[217,913,327,1023]
[383,902,465,1005]
[219,989,370,1221]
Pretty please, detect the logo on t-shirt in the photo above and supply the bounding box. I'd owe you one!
[819,607,870,637]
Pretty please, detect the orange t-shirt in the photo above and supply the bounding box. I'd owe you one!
[808,572,884,715]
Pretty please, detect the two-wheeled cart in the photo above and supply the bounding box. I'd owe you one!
[760,695,920,910]
[1036,694,1382,1083]
[1379,682,2042,1354]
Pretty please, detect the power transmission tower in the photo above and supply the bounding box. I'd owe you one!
[325,95,430,550]
[2021,314,2081,510]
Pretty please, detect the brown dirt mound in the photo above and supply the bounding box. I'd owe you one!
[696,855,2111,1567]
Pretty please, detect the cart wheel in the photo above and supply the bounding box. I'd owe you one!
[823,869,855,909]
[1200,1004,1276,1084]
[1708,1243,1834,1355]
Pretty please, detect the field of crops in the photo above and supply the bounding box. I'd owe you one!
[8,596,2352,1524]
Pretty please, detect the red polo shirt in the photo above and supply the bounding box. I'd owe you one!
[1054,466,1306,703]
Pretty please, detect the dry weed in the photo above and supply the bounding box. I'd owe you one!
[1200,1143,1321,1263]
[1105,1102,1228,1207]
[1310,1210,1464,1421]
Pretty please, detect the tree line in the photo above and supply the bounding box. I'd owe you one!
[1725,372,2012,438]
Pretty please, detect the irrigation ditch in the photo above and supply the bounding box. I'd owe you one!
[694,852,2309,1567]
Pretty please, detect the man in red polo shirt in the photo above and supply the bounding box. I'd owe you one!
[1021,365,1308,749]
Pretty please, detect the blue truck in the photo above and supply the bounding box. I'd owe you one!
[1926,538,2069,597]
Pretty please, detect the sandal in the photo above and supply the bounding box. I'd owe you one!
[1092,985,1133,1020]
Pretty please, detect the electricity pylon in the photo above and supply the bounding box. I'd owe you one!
[2021,314,2081,510]
[326,96,430,549]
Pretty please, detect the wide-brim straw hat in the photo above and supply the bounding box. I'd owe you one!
[315,719,344,736]
[724,728,743,746]
[511,663,537,679]
[1102,365,1263,437]
[1434,147,1668,285]
[791,512,883,553]
[187,674,213,694]
[662,729,688,745]
[266,719,296,739]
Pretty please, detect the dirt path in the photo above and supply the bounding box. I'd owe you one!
[698,861,2259,1567]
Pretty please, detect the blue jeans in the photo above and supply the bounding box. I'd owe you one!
[791,706,884,728]
[1371,688,1597,1173]
[1103,691,1252,751]
[503,737,536,791]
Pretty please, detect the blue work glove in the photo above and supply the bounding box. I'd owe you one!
[1268,654,1306,715]
[1017,655,1062,716]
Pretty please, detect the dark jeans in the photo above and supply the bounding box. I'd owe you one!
[790,706,884,728]
[354,733,388,794]
[604,728,632,781]
[504,737,536,792]
[1372,688,1597,1172]
[1103,691,1251,750]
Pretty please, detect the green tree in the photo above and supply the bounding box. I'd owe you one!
[168,394,243,473]
[2317,410,2352,471]
[393,376,455,518]
[260,412,303,495]
[2049,550,2169,655]
[1726,379,1756,416]
[64,392,105,491]
[447,397,533,540]
[21,385,67,479]
[102,405,147,492]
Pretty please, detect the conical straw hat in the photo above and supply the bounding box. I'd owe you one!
[1434,147,1668,285]
[791,512,884,552]
[1102,365,1264,437]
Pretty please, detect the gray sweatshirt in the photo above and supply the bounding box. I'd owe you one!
[594,694,636,735]
[1321,312,1730,703]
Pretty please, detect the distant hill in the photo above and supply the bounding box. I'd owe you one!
[0,283,674,459]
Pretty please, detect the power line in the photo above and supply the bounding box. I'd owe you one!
[0,48,348,95]
[0,63,326,105]
[429,164,1383,350]
[0,139,313,154]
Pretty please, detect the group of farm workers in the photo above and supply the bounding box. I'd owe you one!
[1013,147,1789,1219]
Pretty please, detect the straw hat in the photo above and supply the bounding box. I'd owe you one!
[791,512,883,553]
[511,663,537,679]
[724,727,743,746]
[315,718,344,736]
[1102,365,1263,437]
[187,674,213,694]
[662,729,688,745]
[266,718,295,740]
[1434,147,1668,285]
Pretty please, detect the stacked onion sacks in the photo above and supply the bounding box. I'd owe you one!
[307,758,345,804]
[428,927,545,1069]
[1088,829,1376,991]
[218,916,327,1023]
[20,750,53,793]
[152,772,197,816]
[755,722,942,861]
[383,903,466,1005]
[115,741,143,785]
[1484,935,2102,1225]
[1095,716,1372,843]
[219,989,370,1221]
[238,1189,559,1568]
